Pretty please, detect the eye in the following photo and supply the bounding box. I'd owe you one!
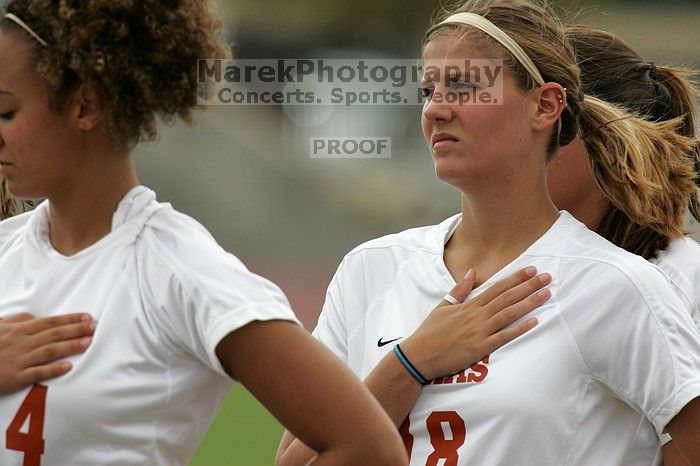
[449,81,478,91]
[420,85,434,99]
[0,111,16,121]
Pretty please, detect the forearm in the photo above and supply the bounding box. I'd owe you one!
[277,442,387,466]
[278,431,408,466]
[278,350,420,465]
[218,321,405,466]
[276,438,317,466]
[363,349,423,427]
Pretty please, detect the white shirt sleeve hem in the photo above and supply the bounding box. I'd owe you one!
[206,303,301,378]
[651,379,700,438]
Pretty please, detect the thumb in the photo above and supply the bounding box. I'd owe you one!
[439,269,476,306]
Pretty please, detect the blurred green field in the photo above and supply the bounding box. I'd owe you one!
[190,384,283,466]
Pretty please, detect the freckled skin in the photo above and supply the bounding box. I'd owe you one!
[0,30,86,201]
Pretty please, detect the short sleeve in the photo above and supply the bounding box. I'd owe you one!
[138,210,300,378]
[312,257,353,363]
[559,261,700,439]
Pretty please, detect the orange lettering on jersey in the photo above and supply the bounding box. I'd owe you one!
[429,355,491,386]
[6,384,47,466]
[426,411,466,465]
[466,359,489,383]
[455,369,468,384]
[432,375,455,385]
[445,355,490,385]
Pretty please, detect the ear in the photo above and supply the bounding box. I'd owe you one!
[69,84,103,131]
[531,82,567,132]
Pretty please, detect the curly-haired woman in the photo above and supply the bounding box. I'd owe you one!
[0,1,412,464]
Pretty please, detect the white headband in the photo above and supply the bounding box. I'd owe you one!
[435,12,545,87]
[3,13,48,47]
[434,12,565,143]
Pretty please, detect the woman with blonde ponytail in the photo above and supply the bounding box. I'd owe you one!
[547,25,700,465]
[580,97,696,241]
[279,1,700,465]
[550,26,700,250]
[550,24,699,300]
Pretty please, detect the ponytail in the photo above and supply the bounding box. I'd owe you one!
[579,96,698,257]
[654,66,700,222]
[0,178,19,220]
[564,26,700,258]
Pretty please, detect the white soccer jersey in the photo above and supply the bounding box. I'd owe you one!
[0,186,299,466]
[313,212,700,466]
[653,236,700,331]
[651,236,700,446]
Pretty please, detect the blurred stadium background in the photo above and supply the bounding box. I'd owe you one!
[2,0,698,464]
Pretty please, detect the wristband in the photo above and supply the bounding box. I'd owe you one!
[393,343,430,385]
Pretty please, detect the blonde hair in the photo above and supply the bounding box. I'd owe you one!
[0,178,19,220]
[426,0,698,257]
[581,98,697,257]
[566,25,699,258]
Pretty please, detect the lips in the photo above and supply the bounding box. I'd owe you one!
[431,132,459,148]
[0,161,13,175]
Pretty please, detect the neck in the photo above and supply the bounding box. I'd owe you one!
[444,168,559,286]
[565,190,610,233]
[47,148,139,256]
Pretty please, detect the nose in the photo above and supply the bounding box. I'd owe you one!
[422,95,455,125]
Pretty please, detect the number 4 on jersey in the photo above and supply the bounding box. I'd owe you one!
[6,384,47,466]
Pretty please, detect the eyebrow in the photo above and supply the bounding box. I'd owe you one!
[0,90,13,95]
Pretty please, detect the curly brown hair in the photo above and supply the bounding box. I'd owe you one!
[1,0,231,148]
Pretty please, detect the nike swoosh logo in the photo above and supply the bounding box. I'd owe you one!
[377,337,402,347]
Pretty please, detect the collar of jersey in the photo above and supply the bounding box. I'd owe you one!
[429,210,584,292]
[27,186,158,260]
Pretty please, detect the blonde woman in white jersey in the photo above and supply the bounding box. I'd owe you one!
[0,1,415,464]
[279,1,700,465]
[547,25,700,465]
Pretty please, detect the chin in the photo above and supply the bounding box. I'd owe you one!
[5,180,46,202]
[434,158,469,181]
[434,169,467,189]
[434,164,491,195]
